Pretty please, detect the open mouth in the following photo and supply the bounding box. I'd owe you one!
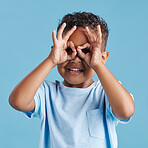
[65,66,85,75]
[67,67,84,72]
[65,61,86,75]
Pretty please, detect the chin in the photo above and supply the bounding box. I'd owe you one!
[63,77,94,88]
[64,78,83,85]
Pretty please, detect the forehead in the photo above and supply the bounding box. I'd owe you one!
[68,28,91,47]
[68,28,87,46]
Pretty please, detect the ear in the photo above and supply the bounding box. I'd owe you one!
[101,50,110,64]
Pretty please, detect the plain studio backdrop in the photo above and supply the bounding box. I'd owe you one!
[0,0,147,147]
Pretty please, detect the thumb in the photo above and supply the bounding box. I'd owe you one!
[77,43,90,50]
[67,49,77,60]
[77,47,86,59]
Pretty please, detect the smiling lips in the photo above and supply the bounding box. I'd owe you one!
[67,67,84,72]
[65,63,85,75]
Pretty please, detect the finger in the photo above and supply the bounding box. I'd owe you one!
[96,25,102,43]
[66,41,75,55]
[52,30,57,44]
[77,47,87,59]
[67,49,77,60]
[57,23,66,39]
[63,26,77,41]
[68,41,76,52]
[77,43,90,50]
[85,27,96,43]
[77,43,92,54]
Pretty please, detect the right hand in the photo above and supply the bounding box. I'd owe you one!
[48,23,77,65]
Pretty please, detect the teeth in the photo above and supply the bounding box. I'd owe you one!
[68,68,82,72]
[71,68,79,71]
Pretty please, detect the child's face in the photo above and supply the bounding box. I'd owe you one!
[57,28,96,88]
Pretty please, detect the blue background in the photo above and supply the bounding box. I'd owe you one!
[0,0,147,147]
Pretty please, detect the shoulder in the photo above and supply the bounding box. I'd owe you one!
[43,80,60,87]
[93,79,104,94]
[42,80,61,92]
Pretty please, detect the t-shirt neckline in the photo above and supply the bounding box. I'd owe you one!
[59,79,100,93]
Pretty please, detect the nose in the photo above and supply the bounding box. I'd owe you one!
[71,52,82,62]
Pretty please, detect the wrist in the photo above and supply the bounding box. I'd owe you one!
[46,55,57,68]
[92,60,104,71]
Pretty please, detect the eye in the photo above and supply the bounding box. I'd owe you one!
[82,48,90,54]
[66,47,73,55]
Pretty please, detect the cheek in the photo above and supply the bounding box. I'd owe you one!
[57,61,69,78]
[84,68,95,77]
[83,62,95,77]
[57,65,65,77]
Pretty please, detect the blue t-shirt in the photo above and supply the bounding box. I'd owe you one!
[24,80,132,148]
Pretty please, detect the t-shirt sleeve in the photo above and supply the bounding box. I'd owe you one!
[23,81,45,119]
[104,81,134,125]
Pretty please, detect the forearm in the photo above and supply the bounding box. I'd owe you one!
[94,62,135,120]
[9,57,55,111]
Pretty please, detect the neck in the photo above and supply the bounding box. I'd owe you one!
[63,79,94,88]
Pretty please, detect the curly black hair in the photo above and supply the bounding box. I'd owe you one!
[57,12,109,50]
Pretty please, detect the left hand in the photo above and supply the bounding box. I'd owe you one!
[77,25,103,69]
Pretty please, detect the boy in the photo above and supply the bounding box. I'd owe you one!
[9,12,135,148]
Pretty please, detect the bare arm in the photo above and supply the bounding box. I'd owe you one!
[9,23,77,112]
[94,62,135,120]
[77,25,135,120]
[9,57,55,112]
